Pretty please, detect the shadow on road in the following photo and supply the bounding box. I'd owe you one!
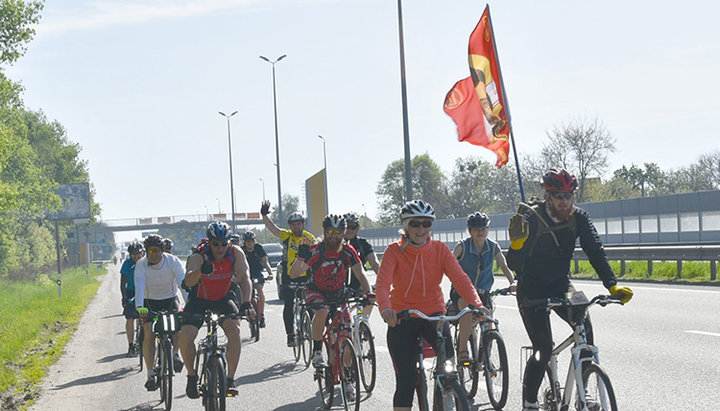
[234,360,307,385]
[101,314,124,319]
[96,353,128,363]
[273,395,319,410]
[51,366,135,390]
[118,400,164,411]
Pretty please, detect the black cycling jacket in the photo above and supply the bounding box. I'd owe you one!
[507,203,617,292]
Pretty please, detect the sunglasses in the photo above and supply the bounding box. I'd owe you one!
[346,224,359,230]
[147,248,162,255]
[211,241,229,247]
[551,191,574,200]
[408,220,432,228]
[325,229,342,236]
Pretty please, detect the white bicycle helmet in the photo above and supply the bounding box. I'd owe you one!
[400,200,436,221]
[322,214,346,230]
[287,212,305,224]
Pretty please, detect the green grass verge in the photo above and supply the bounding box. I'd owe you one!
[0,265,105,408]
[568,260,717,283]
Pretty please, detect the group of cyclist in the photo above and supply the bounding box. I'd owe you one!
[119,167,634,410]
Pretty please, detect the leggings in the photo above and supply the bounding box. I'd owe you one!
[386,316,453,407]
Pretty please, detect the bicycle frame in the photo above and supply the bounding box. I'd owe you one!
[194,311,231,404]
[322,305,353,384]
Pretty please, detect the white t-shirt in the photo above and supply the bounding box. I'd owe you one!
[134,253,185,308]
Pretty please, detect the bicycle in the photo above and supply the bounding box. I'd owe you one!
[397,307,483,411]
[312,294,366,411]
[241,278,261,342]
[135,318,144,370]
[346,288,377,393]
[287,282,313,366]
[192,310,239,411]
[521,291,623,411]
[148,309,181,411]
[452,287,510,409]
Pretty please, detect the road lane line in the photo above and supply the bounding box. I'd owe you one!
[685,330,720,337]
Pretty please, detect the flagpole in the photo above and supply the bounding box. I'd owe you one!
[486,4,526,202]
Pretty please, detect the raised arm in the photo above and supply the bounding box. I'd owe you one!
[261,200,283,238]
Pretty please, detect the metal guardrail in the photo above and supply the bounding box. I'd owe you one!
[376,243,719,281]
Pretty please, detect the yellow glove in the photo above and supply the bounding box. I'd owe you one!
[508,214,529,250]
[137,307,149,316]
[609,285,633,303]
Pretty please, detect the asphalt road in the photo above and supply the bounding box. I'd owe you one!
[30,262,720,410]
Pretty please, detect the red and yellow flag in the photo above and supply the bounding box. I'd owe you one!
[444,5,510,167]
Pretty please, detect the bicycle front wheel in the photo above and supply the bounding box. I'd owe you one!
[292,305,302,363]
[137,324,144,371]
[160,339,173,410]
[206,356,226,411]
[581,363,617,411]
[316,339,334,409]
[357,321,376,392]
[301,310,313,367]
[457,331,479,399]
[340,339,360,411]
[432,379,470,411]
[249,299,260,342]
[482,330,509,410]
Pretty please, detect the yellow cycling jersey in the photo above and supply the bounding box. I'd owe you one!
[280,229,316,277]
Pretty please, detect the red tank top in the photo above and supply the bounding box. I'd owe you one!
[195,249,234,301]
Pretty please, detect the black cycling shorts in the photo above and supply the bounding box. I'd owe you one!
[182,295,239,329]
[450,286,493,311]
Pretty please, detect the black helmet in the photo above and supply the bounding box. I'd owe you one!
[467,212,490,228]
[229,234,241,245]
[207,221,231,241]
[400,200,436,221]
[343,213,360,224]
[287,212,305,224]
[243,231,256,241]
[127,241,143,254]
[322,214,346,230]
[143,234,164,250]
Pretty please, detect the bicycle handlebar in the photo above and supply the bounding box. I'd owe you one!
[521,294,624,310]
[397,307,492,323]
[489,287,514,297]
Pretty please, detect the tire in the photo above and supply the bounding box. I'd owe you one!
[581,363,618,411]
[538,366,560,411]
[207,356,227,411]
[357,321,377,393]
[415,362,429,411]
[482,330,509,410]
[317,339,334,409]
[252,297,260,342]
[160,339,173,410]
[293,305,302,363]
[301,310,313,368]
[137,325,145,371]
[432,379,471,411]
[340,339,361,411]
[456,330,479,399]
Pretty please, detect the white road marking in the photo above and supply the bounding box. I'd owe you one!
[685,330,720,337]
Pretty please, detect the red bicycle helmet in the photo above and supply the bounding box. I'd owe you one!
[541,169,578,192]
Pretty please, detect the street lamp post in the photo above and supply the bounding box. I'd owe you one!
[218,110,238,231]
[259,54,286,225]
[259,178,266,201]
[318,135,329,214]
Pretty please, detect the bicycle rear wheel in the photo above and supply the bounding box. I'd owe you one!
[249,299,260,342]
[357,321,376,392]
[581,363,617,411]
[137,324,144,371]
[432,379,470,411]
[340,339,360,411]
[206,356,226,411]
[456,330,479,399]
[301,310,313,367]
[316,339,334,408]
[482,330,509,409]
[160,338,173,410]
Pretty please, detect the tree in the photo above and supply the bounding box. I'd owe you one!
[610,163,665,197]
[376,153,449,225]
[540,117,616,202]
[447,156,520,217]
[270,193,300,226]
[0,0,44,67]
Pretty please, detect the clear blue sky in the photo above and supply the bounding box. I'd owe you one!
[7,0,719,229]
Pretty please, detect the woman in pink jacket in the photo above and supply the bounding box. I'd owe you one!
[376,200,485,410]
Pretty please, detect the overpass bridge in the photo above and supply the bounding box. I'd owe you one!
[99,212,264,232]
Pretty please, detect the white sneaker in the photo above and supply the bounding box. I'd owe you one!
[311,350,324,368]
[343,383,356,402]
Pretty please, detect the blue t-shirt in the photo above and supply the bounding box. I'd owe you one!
[120,257,136,291]
[457,237,500,291]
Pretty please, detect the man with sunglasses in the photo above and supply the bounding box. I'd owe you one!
[134,234,187,392]
[180,221,252,399]
[289,215,372,401]
[260,200,316,347]
[342,213,380,303]
[506,168,634,411]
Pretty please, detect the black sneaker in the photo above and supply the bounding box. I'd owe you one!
[126,345,136,358]
[186,374,199,399]
[144,375,158,391]
[226,377,238,397]
[287,334,296,347]
[173,354,183,373]
[259,316,266,328]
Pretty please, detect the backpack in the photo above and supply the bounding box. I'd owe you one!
[524,202,577,258]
